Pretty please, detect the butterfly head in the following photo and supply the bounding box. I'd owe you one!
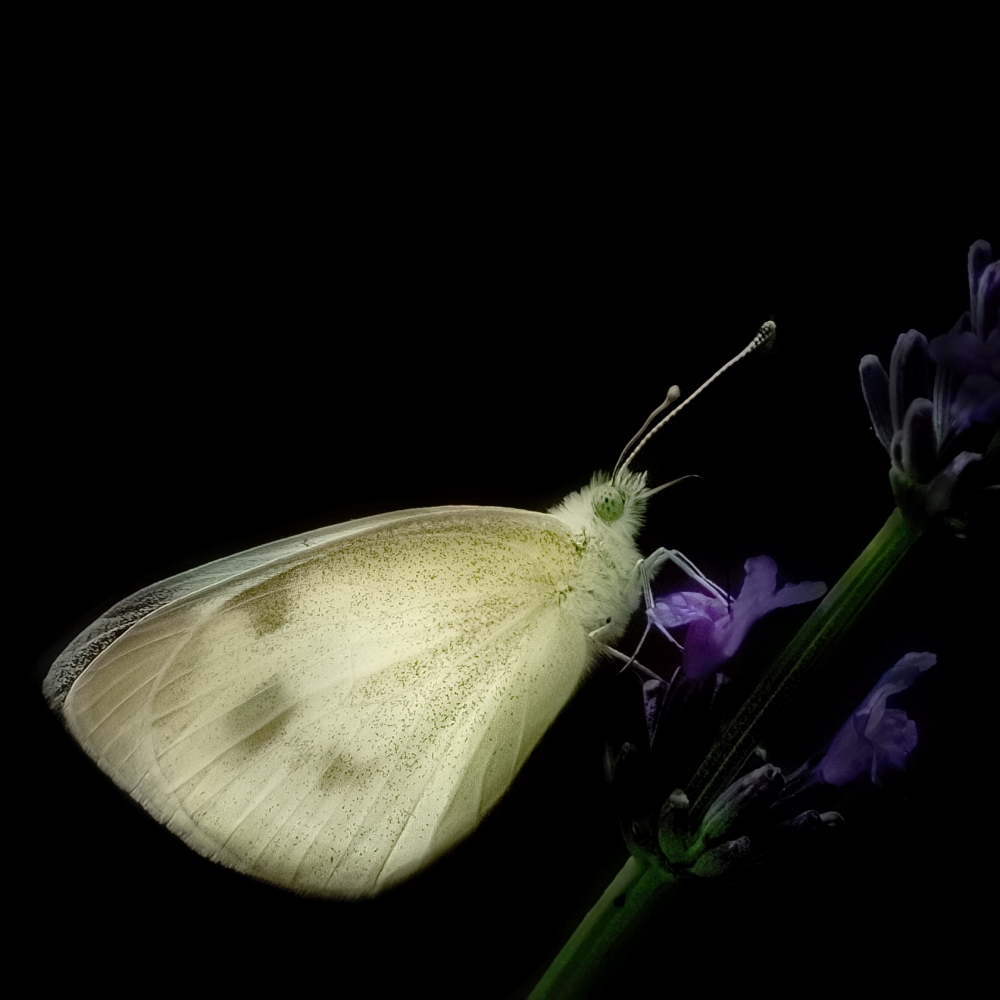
[594,469,653,527]
[550,469,651,542]
[557,325,778,545]
[548,470,654,639]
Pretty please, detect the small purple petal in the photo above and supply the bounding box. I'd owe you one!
[902,397,937,482]
[649,591,721,629]
[860,354,893,450]
[951,373,1000,429]
[928,329,993,377]
[867,709,918,776]
[681,615,723,679]
[978,261,1000,342]
[715,559,781,662]
[861,651,936,715]
[672,556,826,679]
[861,659,932,730]
[818,652,934,786]
[889,331,930,433]
[724,556,779,624]
[769,578,829,609]
[925,450,982,517]
[968,241,995,338]
[949,310,973,337]
[820,721,873,786]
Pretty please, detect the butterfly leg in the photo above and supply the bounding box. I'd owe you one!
[613,555,672,674]
[617,549,727,744]
[635,548,733,653]
[602,645,659,682]
[645,547,731,604]
[630,550,685,652]
[610,549,728,675]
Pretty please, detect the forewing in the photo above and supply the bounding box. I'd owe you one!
[62,508,589,896]
[44,506,488,712]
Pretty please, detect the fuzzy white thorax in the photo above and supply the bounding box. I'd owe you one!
[547,469,651,645]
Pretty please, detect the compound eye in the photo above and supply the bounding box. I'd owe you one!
[593,486,626,522]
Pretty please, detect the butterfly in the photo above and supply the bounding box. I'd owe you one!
[43,325,774,898]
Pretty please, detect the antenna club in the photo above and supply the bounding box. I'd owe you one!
[752,320,777,350]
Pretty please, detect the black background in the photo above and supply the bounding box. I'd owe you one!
[14,94,995,996]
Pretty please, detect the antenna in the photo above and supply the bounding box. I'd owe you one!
[617,321,776,474]
[612,385,681,479]
[642,474,701,498]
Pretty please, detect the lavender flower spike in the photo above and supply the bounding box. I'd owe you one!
[859,241,999,534]
[648,556,827,679]
[819,651,936,786]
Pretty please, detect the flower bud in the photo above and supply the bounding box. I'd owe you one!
[700,764,785,845]
[690,836,751,879]
[859,242,999,535]
[658,788,694,864]
[776,809,844,838]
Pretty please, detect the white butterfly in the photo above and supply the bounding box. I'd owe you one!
[44,326,774,898]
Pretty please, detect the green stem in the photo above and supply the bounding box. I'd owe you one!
[527,856,680,1000]
[529,506,922,995]
[687,505,921,819]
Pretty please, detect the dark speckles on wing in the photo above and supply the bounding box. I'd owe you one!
[224,575,297,637]
[62,508,595,897]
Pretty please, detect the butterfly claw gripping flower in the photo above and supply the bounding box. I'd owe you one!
[647,556,827,680]
[606,556,826,857]
[860,241,999,534]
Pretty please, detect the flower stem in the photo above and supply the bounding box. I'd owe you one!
[687,505,921,821]
[528,507,921,996]
[527,856,680,999]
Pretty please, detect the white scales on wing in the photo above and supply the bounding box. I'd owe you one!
[61,505,636,896]
[49,323,776,897]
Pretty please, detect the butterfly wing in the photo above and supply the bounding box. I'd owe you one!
[61,507,592,896]
[44,506,472,713]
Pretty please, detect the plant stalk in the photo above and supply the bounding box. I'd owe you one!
[529,506,922,996]
[687,505,920,819]
[527,856,680,999]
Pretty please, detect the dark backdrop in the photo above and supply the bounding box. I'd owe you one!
[15,156,994,998]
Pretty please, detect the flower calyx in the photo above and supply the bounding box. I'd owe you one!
[658,765,785,876]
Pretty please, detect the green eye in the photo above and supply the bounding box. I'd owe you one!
[593,487,626,522]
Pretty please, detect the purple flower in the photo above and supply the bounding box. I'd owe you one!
[819,651,935,786]
[928,240,1000,432]
[648,556,827,679]
[859,241,999,533]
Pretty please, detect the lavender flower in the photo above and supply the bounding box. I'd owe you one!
[647,556,827,679]
[928,240,1000,432]
[657,652,935,877]
[860,241,999,532]
[818,651,935,786]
